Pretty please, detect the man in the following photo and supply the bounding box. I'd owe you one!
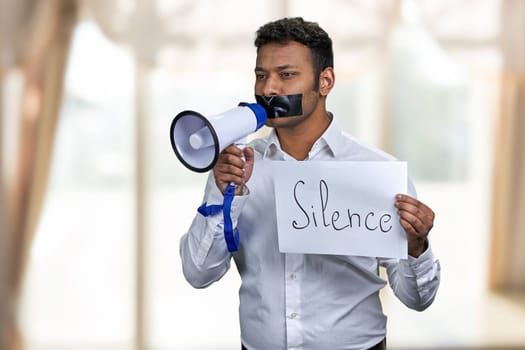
[180,17,440,350]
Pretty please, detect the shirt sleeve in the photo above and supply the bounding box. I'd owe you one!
[380,177,441,311]
[381,245,441,311]
[179,174,248,288]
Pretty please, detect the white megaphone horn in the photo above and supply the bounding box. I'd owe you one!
[170,102,267,172]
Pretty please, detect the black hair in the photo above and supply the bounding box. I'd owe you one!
[254,17,334,90]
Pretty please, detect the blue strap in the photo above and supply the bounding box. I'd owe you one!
[196,184,240,252]
[197,203,223,216]
[222,184,240,252]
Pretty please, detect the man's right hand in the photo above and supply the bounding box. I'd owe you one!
[213,144,254,195]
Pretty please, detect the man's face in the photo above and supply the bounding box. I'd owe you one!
[254,41,320,128]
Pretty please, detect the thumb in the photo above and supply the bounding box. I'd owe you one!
[243,147,255,180]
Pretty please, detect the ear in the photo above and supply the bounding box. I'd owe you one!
[319,67,335,97]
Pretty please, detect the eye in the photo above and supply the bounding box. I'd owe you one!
[255,72,266,80]
[279,71,296,79]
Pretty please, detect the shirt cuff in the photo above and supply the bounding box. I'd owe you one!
[399,245,436,276]
[407,244,435,268]
[204,183,249,236]
[404,245,440,289]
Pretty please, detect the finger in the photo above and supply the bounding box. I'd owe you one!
[218,152,246,170]
[243,147,254,169]
[395,194,433,214]
[215,162,245,182]
[399,217,419,236]
[398,211,428,237]
[242,147,255,179]
[243,147,254,162]
[214,159,246,192]
[395,196,435,227]
[222,144,244,157]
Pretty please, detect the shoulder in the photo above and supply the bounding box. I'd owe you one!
[337,131,418,196]
[336,130,398,162]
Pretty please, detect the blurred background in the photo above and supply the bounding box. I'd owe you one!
[1,0,524,349]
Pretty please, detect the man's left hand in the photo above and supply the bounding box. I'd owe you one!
[395,194,435,258]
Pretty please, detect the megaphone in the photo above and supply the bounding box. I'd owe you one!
[170,102,267,172]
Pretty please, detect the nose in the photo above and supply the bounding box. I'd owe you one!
[261,75,279,96]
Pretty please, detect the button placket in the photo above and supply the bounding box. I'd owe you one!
[284,254,303,349]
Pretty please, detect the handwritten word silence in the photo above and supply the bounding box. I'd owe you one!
[292,179,394,233]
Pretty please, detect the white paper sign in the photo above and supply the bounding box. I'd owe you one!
[272,161,408,258]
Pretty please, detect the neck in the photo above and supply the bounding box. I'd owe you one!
[277,111,332,160]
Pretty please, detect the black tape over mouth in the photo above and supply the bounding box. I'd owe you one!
[255,94,303,118]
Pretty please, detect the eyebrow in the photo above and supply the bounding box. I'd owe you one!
[254,64,298,72]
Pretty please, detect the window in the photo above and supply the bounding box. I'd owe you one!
[21,21,135,350]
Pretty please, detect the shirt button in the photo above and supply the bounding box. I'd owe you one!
[290,312,298,319]
[289,273,296,280]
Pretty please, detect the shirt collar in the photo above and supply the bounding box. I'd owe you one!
[261,113,344,160]
[262,131,285,160]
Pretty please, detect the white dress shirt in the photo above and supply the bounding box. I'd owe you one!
[180,119,441,350]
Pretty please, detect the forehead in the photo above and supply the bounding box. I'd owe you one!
[255,41,313,69]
